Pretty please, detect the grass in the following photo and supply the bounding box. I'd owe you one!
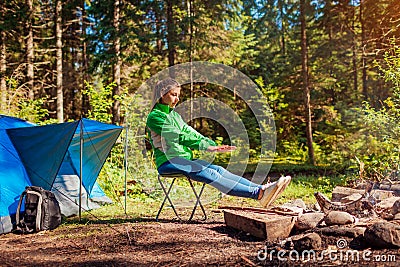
[277,175,348,205]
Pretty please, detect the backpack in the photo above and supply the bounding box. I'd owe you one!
[15,186,62,234]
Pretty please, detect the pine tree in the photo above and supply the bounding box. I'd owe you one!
[55,0,63,122]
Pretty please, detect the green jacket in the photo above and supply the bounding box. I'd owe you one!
[146,103,216,168]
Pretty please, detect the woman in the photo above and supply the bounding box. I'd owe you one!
[146,78,291,208]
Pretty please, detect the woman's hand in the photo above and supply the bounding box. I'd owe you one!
[206,145,237,152]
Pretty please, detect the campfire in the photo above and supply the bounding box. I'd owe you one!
[222,180,400,253]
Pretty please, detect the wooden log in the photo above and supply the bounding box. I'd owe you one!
[223,209,296,241]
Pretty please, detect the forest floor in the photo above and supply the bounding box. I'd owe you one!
[0,199,399,267]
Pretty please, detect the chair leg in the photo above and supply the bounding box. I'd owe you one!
[187,178,207,221]
[156,175,207,222]
[156,175,181,221]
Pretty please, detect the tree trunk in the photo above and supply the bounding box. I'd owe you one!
[26,0,34,100]
[352,4,358,95]
[166,0,177,75]
[327,1,334,105]
[187,0,193,124]
[278,0,286,56]
[81,0,89,117]
[112,0,121,125]
[56,0,64,122]
[300,0,315,165]
[0,30,6,112]
[360,0,368,101]
[155,4,163,55]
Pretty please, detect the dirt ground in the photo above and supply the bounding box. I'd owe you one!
[0,208,399,267]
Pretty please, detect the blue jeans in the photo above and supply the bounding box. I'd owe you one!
[157,157,262,199]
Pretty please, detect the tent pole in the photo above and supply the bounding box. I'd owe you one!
[79,119,83,221]
[124,125,128,215]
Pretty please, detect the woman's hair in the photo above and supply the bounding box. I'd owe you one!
[152,78,180,105]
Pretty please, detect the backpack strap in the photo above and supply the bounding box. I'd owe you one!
[15,189,27,227]
[25,190,43,232]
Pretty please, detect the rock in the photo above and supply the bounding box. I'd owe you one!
[332,186,394,202]
[363,221,400,248]
[372,189,396,201]
[380,212,395,220]
[349,235,369,250]
[376,196,400,210]
[294,212,325,231]
[390,184,400,192]
[379,184,391,190]
[289,199,307,210]
[332,186,365,202]
[392,199,400,215]
[355,182,369,190]
[278,204,304,215]
[291,233,322,251]
[279,199,307,215]
[317,225,366,238]
[324,211,356,226]
[340,193,362,203]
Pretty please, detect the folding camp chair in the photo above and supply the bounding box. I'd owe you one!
[144,127,207,221]
[156,173,207,221]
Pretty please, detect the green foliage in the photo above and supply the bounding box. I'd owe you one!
[345,41,400,181]
[352,100,400,181]
[81,82,145,201]
[278,139,308,163]
[82,81,114,123]
[2,77,49,123]
[378,39,400,99]
[17,97,51,124]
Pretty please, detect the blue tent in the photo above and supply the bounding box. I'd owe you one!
[0,115,123,234]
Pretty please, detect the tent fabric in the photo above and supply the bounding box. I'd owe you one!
[0,116,122,234]
[68,119,122,194]
[0,116,34,234]
[8,121,79,190]
[0,115,35,128]
[52,151,113,217]
[52,175,110,217]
